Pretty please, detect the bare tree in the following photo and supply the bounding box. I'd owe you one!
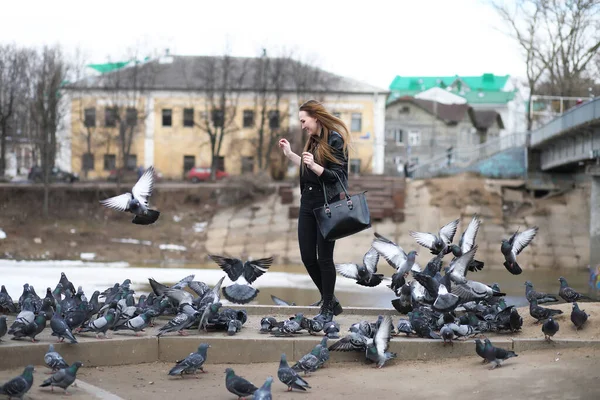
[0,45,29,176]
[29,46,68,216]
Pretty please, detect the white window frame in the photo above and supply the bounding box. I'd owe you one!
[408,130,421,146]
[394,129,404,145]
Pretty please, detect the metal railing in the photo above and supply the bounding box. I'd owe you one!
[407,132,528,179]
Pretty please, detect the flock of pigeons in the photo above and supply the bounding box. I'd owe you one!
[0,168,597,399]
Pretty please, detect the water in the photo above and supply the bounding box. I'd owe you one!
[0,259,596,309]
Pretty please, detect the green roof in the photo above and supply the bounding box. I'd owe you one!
[87,61,131,74]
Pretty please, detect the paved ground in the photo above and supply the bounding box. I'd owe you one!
[13,347,592,400]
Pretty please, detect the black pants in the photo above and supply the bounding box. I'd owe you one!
[298,184,337,306]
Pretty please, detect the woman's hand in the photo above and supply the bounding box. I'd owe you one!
[302,152,316,169]
[278,138,291,157]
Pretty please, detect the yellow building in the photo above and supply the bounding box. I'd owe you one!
[60,55,389,180]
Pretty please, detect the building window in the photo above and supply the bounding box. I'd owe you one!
[399,106,410,114]
[183,108,194,127]
[162,109,172,127]
[349,159,361,174]
[241,157,254,174]
[212,109,224,128]
[126,107,137,127]
[105,107,117,127]
[214,156,225,171]
[394,156,403,165]
[183,155,195,173]
[84,108,96,127]
[243,110,254,128]
[395,129,404,144]
[268,110,280,129]
[82,153,94,170]
[103,154,116,171]
[408,130,421,146]
[351,113,362,132]
[126,154,137,170]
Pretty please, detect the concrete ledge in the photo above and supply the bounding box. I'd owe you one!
[241,305,395,316]
[512,338,600,352]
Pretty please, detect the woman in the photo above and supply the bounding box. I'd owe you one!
[278,99,350,323]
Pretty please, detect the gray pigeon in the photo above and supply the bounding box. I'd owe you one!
[558,277,591,303]
[409,218,459,255]
[209,254,273,304]
[271,295,296,306]
[50,308,78,344]
[40,361,82,394]
[323,320,340,339]
[79,308,116,338]
[253,376,273,400]
[225,368,258,398]
[0,285,17,313]
[542,317,559,341]
[524,281,558,304]
[371,232,421,277]
[259,316,281,333]
[500,226,538,275]
[44,344,70,372]
[197,276,225,331]
[0,365,34,399]
[157,311,200,337]
[328,332,369,352]
[440,324,455,346]
[0,316,6,341]
[271,313,303,337]
[168,343,210,378]
[113,310,153,335]
[449,214,484,272]
[529,298,563,323]
[278,353,311,391]
[365,315,396,368]
[570,302,589,330]
[99,166,160,225]
[396,319,414,336]
[483,338,517,369]
[227,319,243,336]
[292,346,321,375]
[335,247,385,287]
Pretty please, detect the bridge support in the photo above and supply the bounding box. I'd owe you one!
[590,171,600,267]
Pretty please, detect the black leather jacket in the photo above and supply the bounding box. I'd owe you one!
[300,131,349,202]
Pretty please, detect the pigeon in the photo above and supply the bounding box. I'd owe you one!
[292,346,322,375]
[227,319,243,336]
[396,319,414,336]
[390,283,413,314]
[483,338,518,369]
[371,232,421,277]
[328,332,369,352]
[113,310,153,335]
[10,312,47,342]
[524,281,558,304]
[271,314,303,337]
[40,361,82,394]
[509,307,523,332]
[253,376,274,400]
[50,308,78,344]
[270,295,296,306]
[449,215,484,271]
[365,315,396,368]
[0,285,17,313]
[197,276,225,331]
[542,317,559,341]
[409,310,441,339]
[0,365,35,399]
[440,324,456,346]
[558,277,591,303]
[209,255,273,304]
[0,316,6,341]
[168,343,210,378]
[259,317,281,333]
[409,218,459,255]
[335,247,384,287]
[570,302,589,330]
[432,274,459,313]
[529,298,563,323]
[59,273,76,296]
[158,311,200,337]
[500,226,538,275]
[79,308,116,339]
[474,339,487,363]
[323,320,341,339]
[99,165,160,225]
[44,344,69,373]
[278,353,311,391]
[299,315,323,334]
[441,322,478,345]
[225,368,258,399]
[447,246,479,284]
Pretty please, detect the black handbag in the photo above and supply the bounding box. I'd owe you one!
[313,172,371,241]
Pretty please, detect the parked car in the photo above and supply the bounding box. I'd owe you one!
[186,167,229,183]
[107,167,163,182]
[28,166,79,183]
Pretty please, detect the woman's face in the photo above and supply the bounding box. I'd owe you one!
[299,110,320,136]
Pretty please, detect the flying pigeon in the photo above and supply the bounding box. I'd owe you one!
[371,232,421,278]
[570,302,589,330]
[409,218,459,255]
[335,247,385,287]
[40,362,82,394]
[209,254,273,304]
[449,215,484,272]
[225,368,258,399]
[278,353,311,391]
[0,365,35,399]
[253,376,273,400]
[168,343,210,378]
[99,165,160,225]
[542,317,559,341]
[500,226,538,275]
[558,277,591,302]
[328,332,369,352]
[365,315,396,368]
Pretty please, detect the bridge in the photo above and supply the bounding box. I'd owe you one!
[407,96,600,266]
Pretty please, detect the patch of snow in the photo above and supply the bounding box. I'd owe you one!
[0,229,5,240]
[158,244,187,251]
[172,215,182,223]
[110,238,152,246]
[70,228,76,234]
[80,253,96,261]
[193,222,208,233]
[33,237,42,244]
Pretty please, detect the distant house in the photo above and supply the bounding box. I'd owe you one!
[383,96,503,175]
[387,73,525,136]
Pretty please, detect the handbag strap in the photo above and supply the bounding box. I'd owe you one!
[319,171,353,212]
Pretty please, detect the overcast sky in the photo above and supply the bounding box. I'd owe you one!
[1,0,525,89]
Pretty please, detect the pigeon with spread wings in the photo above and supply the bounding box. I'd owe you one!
[99,166,160,225]
[500,226,538,275]
[335,247,385,287]
[209,255,273,304]
[409,218,459,255]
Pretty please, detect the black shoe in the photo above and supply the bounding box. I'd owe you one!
[332,299,343,316]
[313,301,335,324]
